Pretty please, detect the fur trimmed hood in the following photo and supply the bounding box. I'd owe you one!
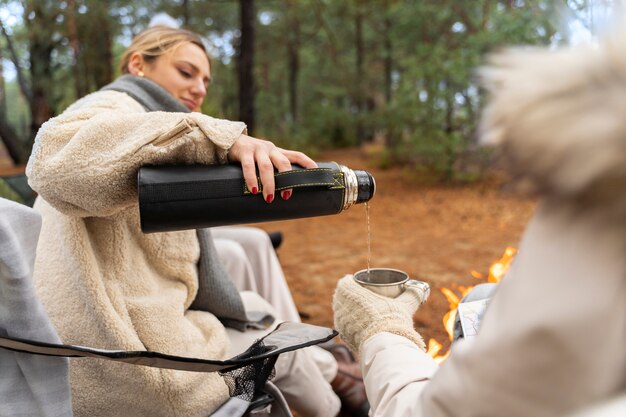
[479,32,626,215]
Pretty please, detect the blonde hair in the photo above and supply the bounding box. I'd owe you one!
[119,26,208,74]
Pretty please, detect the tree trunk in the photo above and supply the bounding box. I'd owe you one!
[83,1,114,90]
[0,19,32,103]
[0,26,25,164]
[94,11,114,89]
[443,92,456,181]
[182,0,191,27]
[238,0,256,134]
[25,1,55,146]
[0,52,22,165]
[66,0,87,98]
[286,0,300,123]
[355,0,365,144]
[0,49,6,119]
[383,2,392,104]
[0,116,23,165]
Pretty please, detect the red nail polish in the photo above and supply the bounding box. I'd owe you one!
[266,194,274,203]
[282,191,291,200]
[251,187,258,195]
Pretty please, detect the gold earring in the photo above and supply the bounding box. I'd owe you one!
[138,71,145,77]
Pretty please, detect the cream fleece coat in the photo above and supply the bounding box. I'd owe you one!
[26,90,246,417]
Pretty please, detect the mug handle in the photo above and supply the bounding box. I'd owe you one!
[404,280,430,305]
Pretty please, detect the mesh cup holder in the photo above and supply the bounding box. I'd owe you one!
[220,340,277,402]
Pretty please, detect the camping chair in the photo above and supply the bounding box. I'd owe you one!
[0,197,335,417]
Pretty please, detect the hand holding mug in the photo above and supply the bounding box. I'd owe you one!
[332,271,429,357]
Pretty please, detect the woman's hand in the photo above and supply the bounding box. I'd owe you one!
[227,134,317,203]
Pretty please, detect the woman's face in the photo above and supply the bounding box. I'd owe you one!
[140,42,211,112]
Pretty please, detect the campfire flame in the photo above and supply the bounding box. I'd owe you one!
[426,247,517,364]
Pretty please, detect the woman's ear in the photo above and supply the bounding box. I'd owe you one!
[127,52,145,76]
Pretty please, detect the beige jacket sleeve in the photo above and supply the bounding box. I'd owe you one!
[361,332,437,417]
[361,202,626,417]
[26,90,246,217]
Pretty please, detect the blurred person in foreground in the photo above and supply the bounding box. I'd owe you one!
[332,25,626,417]
[26,26,368,417]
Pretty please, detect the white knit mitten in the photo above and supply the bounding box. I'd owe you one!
[333,275,427,357]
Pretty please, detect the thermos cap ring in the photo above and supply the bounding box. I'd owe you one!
[340,165,375,209]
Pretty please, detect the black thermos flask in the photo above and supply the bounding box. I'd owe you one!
[137,162,376,233]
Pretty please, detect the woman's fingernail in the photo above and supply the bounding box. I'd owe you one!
[251,187,258,195]
[266,194,274,203]
[282,191,291,200]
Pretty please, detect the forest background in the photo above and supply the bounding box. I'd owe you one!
[0,0,600,180]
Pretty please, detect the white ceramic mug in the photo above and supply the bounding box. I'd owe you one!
[353,268,430,301]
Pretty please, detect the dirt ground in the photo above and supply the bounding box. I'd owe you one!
[254,148,537,352]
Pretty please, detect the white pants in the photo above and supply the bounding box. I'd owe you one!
[229,292,340,417]
[214,227,339,417]
[212,226,301,323]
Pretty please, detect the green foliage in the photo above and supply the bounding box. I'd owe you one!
[0,0,579,179]
[366,0,563,179]
[0,177,24,204]
[4,81,30,138]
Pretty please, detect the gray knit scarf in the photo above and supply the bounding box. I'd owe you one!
[101,75,273,331]
[102,74,190,113]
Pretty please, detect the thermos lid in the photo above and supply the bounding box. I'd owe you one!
[354,170,376,203]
